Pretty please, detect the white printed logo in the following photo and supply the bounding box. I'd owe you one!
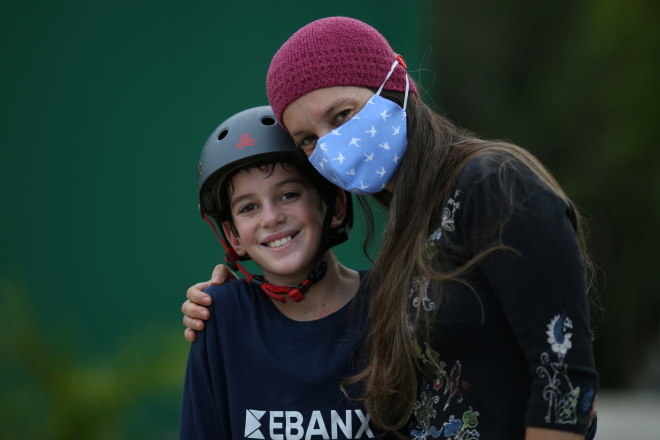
[244,409,374,439]
[245,409,266,439]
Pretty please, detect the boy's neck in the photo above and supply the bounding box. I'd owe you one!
[270,252,360,322]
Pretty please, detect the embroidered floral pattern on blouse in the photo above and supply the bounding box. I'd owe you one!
[536,313,594,425]
[441,409,480,440]
[425,189,462,260]
[411,341,480,440]
[410,276,434,311]
[412,188,480,439]
[441,189,461,232]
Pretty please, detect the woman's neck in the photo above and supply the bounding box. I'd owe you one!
[271,252,360,322]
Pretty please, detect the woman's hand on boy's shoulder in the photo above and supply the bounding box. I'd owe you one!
[182,264,237,342]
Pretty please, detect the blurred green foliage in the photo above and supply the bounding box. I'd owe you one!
[0,279,186,439]
[432,0,660,387]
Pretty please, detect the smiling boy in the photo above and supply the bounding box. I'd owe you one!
[179,106,373,439]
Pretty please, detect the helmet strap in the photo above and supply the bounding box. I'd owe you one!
[202,213,253,279]
[251,261,327,303]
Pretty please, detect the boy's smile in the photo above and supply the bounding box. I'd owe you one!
[222,163,326,286]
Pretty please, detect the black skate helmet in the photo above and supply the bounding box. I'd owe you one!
[197,106,353,302]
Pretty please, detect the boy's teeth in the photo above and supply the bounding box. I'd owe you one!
[268,236,293,248]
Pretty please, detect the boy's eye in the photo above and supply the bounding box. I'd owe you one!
[237,203,256,215]
[281,191,300,201]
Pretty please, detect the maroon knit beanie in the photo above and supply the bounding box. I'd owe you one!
[266,16,418,126]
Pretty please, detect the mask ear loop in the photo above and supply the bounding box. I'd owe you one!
[376,56,410,112]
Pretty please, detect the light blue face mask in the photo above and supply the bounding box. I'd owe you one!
[308,58,410,195]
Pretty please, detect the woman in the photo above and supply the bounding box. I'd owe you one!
[183,17,598,440]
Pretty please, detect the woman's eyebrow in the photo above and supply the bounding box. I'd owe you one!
[289,97,351,138]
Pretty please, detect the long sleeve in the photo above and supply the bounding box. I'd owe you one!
[459,157,598,434]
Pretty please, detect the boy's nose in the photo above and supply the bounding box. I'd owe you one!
[260,203,286,228]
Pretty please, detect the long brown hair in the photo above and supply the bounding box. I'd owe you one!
[349,92,594,434]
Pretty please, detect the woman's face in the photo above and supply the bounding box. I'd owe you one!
[282,86,374,156]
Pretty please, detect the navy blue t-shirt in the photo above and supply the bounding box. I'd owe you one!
[179,273,373,440]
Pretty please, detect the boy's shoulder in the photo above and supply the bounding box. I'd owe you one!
[204,279,259,310]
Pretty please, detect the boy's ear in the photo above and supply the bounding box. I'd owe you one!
[221,221,247,257]
[330,189,348,228]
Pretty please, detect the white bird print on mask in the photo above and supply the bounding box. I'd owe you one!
[333,152,346,165]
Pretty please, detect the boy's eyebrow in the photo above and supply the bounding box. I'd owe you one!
[229,176,309,210]
[229,193,252,210]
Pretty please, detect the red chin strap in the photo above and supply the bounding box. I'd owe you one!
[202,213,325,303]
[251,275,315,303]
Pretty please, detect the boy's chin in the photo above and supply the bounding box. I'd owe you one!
[261,264,318,286]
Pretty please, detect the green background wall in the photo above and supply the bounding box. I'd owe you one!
[1,1,427,438]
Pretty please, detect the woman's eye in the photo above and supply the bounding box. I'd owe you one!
[335,109,351,125]
[298,136,318,155]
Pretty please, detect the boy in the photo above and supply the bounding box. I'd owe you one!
[179,106,374,439]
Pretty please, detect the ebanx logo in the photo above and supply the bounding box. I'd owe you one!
[244,409,375,439]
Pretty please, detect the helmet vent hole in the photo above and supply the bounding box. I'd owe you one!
[261,117,276,126]
[217,129,229,140]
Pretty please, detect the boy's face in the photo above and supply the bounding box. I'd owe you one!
[222,163,327,286]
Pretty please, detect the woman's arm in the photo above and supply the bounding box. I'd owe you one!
[182,264,236,342]
[459,157,598,437]
[525,427,583,440]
